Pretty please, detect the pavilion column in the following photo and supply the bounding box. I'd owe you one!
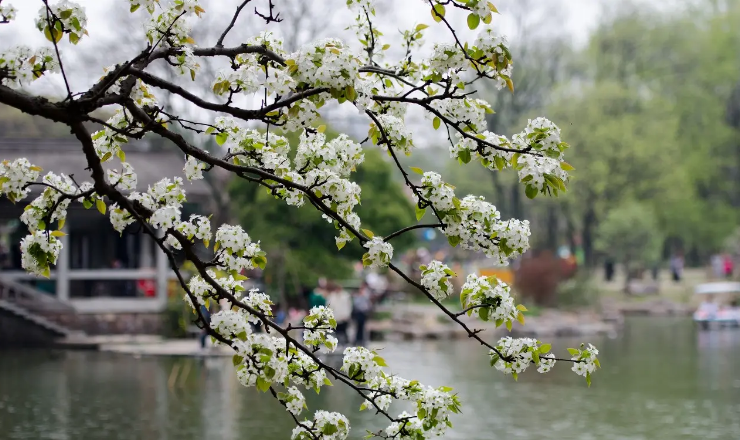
[56,226,70,302]
[155,229,169,308]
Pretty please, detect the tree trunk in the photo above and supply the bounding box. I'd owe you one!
[582,205,596,268]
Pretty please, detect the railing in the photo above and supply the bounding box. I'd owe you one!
[0,275,80,331]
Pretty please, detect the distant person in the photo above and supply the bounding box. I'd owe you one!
[711,254,724,279]
[604,259,615,282]
[697,295,718,320]
[670,253,684,282]
[723,254,734,279]
[325,281,352,346]
[199,304,211,350]
[305,285,326,310]
[352,282,373,346]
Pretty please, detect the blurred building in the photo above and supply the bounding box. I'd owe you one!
[0,139,211,335]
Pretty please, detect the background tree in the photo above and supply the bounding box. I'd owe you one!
[595,202,663,292]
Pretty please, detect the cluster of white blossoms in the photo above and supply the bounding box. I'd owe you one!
[416,170,533,264]
[429,43,466,77]
[371,114,414,154]
[144,0,202,46]
[290,39,359,90]
[107,162,137,191]
[362,236,393,268]
[295,132,364,178]
[20,231,63,276]
[460,274,521,327]
[0,3,16,22]
[429,98,492,133]
[169,214,212,249]
[128,0,158,14]
[214,224,266,273]
[490,337,557,379]
[209,309,252,338]
[291,411,350,440]
[302,306,339,353]
[20,172,78,232]
[282,386,306,416]
[213,117,292,176]
[233,333,289,388]
[569,343,601,383]
[0,46,59,89]
[0,158,41,202]
[419,171,456,211]
[183,156,206,181]
[35,0,88,45]
[420,260,456,300]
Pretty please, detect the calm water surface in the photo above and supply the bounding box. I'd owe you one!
[1,317,740,440]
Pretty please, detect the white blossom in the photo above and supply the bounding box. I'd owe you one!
[20,231,63,276]
[362,236,393,268]
[36,1,88,44]
[183,155,205,181]
[420,260,455,300]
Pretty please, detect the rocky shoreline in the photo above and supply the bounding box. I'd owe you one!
[368,304,622,341]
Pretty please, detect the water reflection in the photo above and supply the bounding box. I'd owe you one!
[1,318,739,440]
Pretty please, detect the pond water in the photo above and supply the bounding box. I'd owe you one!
[1,317,740,440]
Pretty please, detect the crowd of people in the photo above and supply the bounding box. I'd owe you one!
[303,279,377,347]
[198,277,385,350]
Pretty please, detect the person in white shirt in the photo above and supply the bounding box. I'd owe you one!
[325,281,353,346]
[697,295,718,319]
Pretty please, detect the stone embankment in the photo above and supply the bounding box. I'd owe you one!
[368,304,621,341]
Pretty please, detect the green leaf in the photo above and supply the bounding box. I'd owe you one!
[130,3,141,12]
[511,371,518,381]
[539,343,551,353]
[51,230,66,237]
[459,149,472,164]
[237,331,248,341]
[586,372,592,387]
[433,117,441,130]
[322,423,338,435]
[337,240,346,250]
[415,205,426,221]
[59,10,73,19]
[505,320,512,331]
[318,124,327,133]
[256,377,271,392]
[431,4,445,22]
[117,149,126,162]
[525,185,538,199]
[361,228,374,238]
[82,199,92,209]
[232,355,243,366]
[567,348,580,356]
[373,356,388,367]
[533,350,540,365]
[323,377,333,386]
[561,161,575,171]
[410,166,424,175]
[467,13,480,30]
[57,218,65,230]
[69,33,80,45]
[479,306,489,321]
[447,235,461,247]
[215,132,228,146]
[415,23,429,31]
[96,199,106,215]
[516,304,528,312]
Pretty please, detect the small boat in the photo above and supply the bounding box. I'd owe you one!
[693,282,740,330]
